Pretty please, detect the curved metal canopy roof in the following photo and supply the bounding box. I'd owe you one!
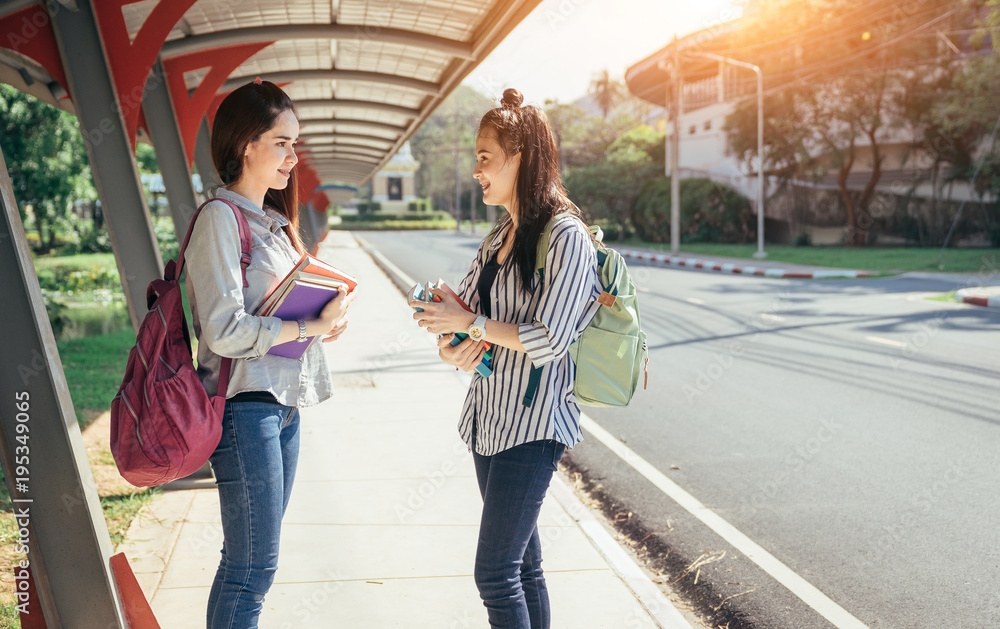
[0,0,542,187]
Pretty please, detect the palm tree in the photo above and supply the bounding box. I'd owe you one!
[589,69,625,119]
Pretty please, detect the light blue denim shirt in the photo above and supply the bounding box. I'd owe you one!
[184,187,334,408]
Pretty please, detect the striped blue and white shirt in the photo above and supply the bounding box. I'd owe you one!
[456,215,602,456]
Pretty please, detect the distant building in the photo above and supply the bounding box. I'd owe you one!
[625,5,990,244]
[371,142,420,212]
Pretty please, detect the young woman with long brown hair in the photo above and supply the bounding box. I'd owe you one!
[184,79,355,629]
[412,88,601,629]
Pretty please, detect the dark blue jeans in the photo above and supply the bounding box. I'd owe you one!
[473,439,566,629]
[207,398,300,629]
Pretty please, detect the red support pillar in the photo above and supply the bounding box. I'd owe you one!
[162,42,274,167]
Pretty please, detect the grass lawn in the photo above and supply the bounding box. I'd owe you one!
[31,252,117,271]
[331,219,459,231]
[616,240,1000,274]
[57,328,135,428]
[0,330,156,627]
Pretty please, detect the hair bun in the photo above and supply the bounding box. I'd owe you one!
[500,88,523,110]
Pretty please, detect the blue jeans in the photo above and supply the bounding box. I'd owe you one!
[206,398,300,629]
[473,439,566,629]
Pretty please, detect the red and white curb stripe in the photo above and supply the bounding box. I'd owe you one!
[618,249,873,279]
[956,288,1000,309]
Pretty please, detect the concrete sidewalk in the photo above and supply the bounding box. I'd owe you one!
[118,231,695,628]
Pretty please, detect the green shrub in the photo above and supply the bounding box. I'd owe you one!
[593,220,621,242]
[58,224,113,255]
[631,177,754,244]
[357,201,382,215]
[36,264,120,293]
[153,216,179,262]
[341,210,452,223]
[45,298,70,337]
[795,231,812,247]
[407,199,433,212]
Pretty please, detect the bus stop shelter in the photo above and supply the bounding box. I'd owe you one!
[0,1,540,626]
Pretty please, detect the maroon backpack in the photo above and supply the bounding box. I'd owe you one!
[111,199,251,487]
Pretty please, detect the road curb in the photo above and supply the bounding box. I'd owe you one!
[547,475,694,629]
[617,248,874,279]
[353,233,414,295]
[955,288,1000,309]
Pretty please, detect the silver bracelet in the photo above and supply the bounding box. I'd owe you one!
[297,319,307,342]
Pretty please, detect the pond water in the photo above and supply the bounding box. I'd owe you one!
[46,291,132,341]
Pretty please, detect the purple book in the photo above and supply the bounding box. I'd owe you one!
[267,280,340,359]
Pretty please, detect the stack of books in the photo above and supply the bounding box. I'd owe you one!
[408,279,493,377]
[255,254,358,359]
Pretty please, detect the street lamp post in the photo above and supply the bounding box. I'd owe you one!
[670,36,681,256]
[659,37,683,257]
[684,51,767,258]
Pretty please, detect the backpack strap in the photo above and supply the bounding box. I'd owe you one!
[172,197,253,402]
[174,198,252,287]
[521,212,586,408]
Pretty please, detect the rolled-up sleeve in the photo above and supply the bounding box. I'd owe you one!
[518,220,596,368]
[185,202,282,359]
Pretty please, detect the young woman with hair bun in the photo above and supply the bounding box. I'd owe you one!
[412,88,602,629]
[185,79,355,629]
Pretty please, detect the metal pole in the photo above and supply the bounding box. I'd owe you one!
[753,67,766,259]
[49,0,164,332]
[0,143,127,629]
[470,185,476,235]
[682,51,766,257]
[300,200,318,253]
[454,113,461,234]
[142,59,199,244]
[194,117,222,196]
[670,35,681,256]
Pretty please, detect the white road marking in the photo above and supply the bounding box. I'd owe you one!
[580,415,870,629]
[865,336,908,349]
[685,297,705,305]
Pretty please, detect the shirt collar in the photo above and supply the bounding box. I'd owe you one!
[212,187,290,233]
[488,216,512,252]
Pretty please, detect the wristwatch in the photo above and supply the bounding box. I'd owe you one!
[297,319,308,343]
[467,315,488,342]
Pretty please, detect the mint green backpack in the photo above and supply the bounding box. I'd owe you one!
[484,213,648,408]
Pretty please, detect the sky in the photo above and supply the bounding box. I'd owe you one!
[463,0,744,107]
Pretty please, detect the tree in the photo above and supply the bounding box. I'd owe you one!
[723,0,963,246]
[564,126,665,237]
[927,52,1000,243]
[588,69,625,119]
[410,86,494,217]
[0,85,94,252]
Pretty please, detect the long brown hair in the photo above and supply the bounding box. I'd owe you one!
[479,88,578,293]
[211,80,305,255]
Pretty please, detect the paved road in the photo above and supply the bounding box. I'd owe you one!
[358,230,1000,629]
